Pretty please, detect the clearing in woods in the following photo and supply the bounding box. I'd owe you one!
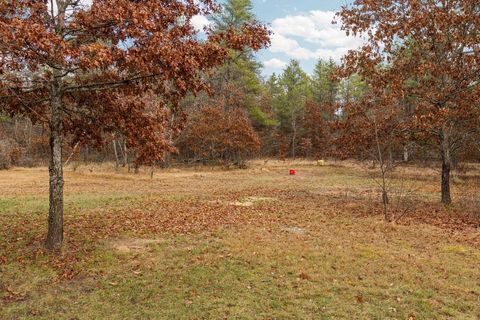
[0,160,479,319]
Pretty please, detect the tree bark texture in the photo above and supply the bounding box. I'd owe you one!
[46,77,64,250]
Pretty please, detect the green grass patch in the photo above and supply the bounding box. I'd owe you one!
[2,227,480,319]
[0,193,141,215]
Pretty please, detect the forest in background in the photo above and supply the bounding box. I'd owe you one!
[0,56,359,168]
[1,0,478,172]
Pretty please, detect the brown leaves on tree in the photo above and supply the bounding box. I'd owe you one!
[178,105,260,167]
[337,0,480,147]
[298,99,332,159]
[335,0,480,203]
[0,0,270,248]
[0,0,270,163]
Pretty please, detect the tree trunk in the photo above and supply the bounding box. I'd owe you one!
[291,119,297,158]
[382,189,390,221]
[403,144,409,162]
[150,161,155,179]
[46,78,64,250]
[112,138,119,169]
[388,146,393,169]
[441,130,452,205]
[122,140,128,168]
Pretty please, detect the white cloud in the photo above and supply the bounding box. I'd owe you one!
[269,34,317,60]
[263,58,287,69]
[191,15,211,32]
[268,10,365,61]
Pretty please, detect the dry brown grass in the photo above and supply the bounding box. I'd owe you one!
[1,160,479,319]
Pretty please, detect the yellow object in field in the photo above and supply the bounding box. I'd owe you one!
[317,159,325,166]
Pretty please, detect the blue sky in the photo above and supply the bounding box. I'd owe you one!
[192,0,358,78]
[252,0,351,22]
[251,0,357,77]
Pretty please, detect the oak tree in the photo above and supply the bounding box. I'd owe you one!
[0,0,269,250]
[337,0,480,204]
[177,104,260,167]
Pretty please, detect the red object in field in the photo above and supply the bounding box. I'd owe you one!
[289,169,296,175]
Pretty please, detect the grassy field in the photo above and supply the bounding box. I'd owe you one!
[1,160,479,319]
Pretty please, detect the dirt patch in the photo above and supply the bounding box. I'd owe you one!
[230,196,277,207]
[108,238,163,253]
[281,226,307,235]
[230,201,255,207]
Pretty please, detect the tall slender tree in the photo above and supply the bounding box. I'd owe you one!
[273,60,311,157]
[209,0,264,111]
[311,58,339,109]
[212,0,255,30]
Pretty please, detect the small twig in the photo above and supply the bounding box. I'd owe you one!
[64,141,80,166]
